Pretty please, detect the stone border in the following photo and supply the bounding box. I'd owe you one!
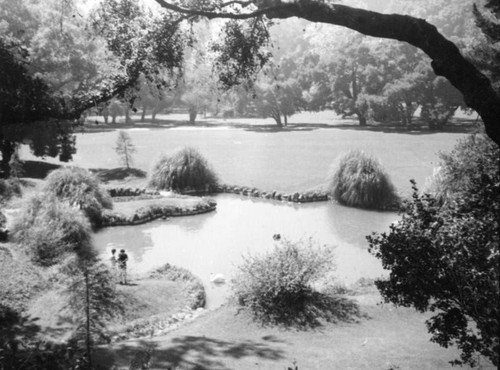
[213,184,330,203]
[110,263,206,342]
[106,186,159,198]
[105,184,330,203]
[101,199,217,227]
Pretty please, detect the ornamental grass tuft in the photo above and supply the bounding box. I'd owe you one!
[329,150,398,210]
[149,147,218,192]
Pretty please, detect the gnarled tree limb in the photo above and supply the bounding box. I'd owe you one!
[154,0,500,146]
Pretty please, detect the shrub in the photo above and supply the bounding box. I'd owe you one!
[0,178,21,203]
[423,134,497,205]
[421,166,447,204]
[148,147,218,192]
[329,150,398,210]
[368,134,499,367]
[11,195,94,266]
[232,238,356,327]
[43,166,112,227]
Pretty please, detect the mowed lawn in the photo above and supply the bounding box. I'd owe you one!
[95,297,496,370]
[27,112,468,196]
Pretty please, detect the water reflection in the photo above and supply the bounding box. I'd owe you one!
[94,194,397,308]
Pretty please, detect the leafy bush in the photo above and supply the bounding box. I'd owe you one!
[43,166,112,227]
[368,134,499,367]
[148,147,218,192]
[329,150,398,210]
[0,178,21,203]
[423,134,496,205]
[11,195,94,266]
[421,166,447,204]
[232,238,357,327]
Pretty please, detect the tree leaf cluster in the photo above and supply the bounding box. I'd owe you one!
[211,18,272,89]
[368,134,499,367]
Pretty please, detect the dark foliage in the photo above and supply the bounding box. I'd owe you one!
[211,18,272,89]
[368,135,499,367]
[0,38,77,177]
[0,304,88,370]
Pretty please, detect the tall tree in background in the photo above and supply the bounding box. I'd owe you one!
[151,0,500,146]
[254,78,304,126]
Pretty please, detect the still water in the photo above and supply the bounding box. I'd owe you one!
[94,194,397,308]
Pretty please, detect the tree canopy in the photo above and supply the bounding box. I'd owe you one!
[151,0,500,146]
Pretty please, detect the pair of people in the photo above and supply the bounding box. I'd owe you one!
[111,248,129,284]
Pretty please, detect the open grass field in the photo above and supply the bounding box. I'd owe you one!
[22,111,473,195]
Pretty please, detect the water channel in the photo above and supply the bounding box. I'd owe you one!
[94,194,397,309]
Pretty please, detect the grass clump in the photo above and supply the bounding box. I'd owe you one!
[11,195,94,266]
[329,150,398,210]
[43,166,112,227]
[232,237,358,327]
[149,147,218,192]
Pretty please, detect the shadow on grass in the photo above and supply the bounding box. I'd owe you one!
[83,116,479,136]
[95,336,285,370]
[90,167,147,182]
[240,292,364,330]
[21,160,61,179]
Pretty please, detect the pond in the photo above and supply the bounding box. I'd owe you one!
[94,194,397,309]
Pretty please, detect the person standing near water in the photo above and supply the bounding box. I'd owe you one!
[110,248,118,281]
[110,249,117,269]
[117,249,129,285]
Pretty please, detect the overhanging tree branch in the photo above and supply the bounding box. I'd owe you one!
[154,0,500,146]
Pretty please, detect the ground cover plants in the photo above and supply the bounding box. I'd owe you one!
[329,150,399,210]
[148,147,219,192]
[232,237,359,328]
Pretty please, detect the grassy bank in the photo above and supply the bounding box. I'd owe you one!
[94,288,495,370]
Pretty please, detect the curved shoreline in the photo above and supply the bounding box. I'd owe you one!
[110,263,207,342]
[101,198,217,227]
[100,182,396,228]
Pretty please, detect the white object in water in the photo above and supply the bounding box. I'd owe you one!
[210,273,226,284]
